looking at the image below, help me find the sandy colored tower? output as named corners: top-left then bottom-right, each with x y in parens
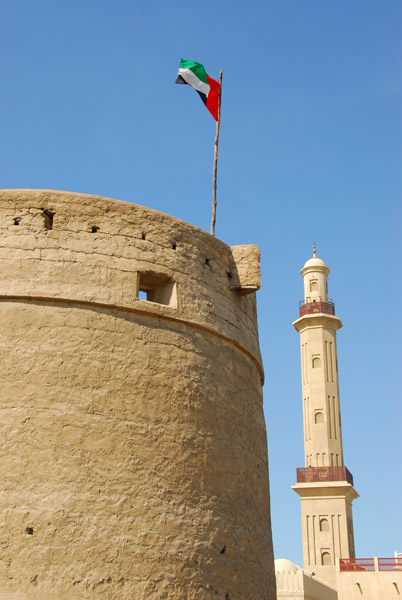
top-left (0, 190), bottom-right (276, 600)
top-left (292, 247), bottom-right (358, 589)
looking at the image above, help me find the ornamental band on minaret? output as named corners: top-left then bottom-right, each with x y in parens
top-left (292, 247), bottom-right (359, 589)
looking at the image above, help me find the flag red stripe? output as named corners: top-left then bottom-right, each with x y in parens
top-left (206, 75), bottom-right (220, 121)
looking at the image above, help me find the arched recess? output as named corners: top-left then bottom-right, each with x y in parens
top-left (312, 356), bottom-right (321, 368)
top-left (320, 518), bottom-right (329, 532)
top-left (315, 411), bottom-right (324, 424)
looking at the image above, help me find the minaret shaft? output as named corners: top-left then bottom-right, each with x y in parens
top-left (299, 323), bottom-right (344, 467)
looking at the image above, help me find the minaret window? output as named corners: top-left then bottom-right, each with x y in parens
top-left (310, 280), bottom-right (318, 291)
top-left (314, 411), bottom-right (324, 424)
top-left (320, 518), bottom-right (329, 532)
top-left (312, 356), bottom-right (321, 368)
top-left (321, 551), bottom-right (331, 565)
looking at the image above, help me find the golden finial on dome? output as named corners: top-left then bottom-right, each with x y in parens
top-left (313, 242), bottom-right (316, 257)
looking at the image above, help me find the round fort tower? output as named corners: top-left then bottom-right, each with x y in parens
top-left (0, 190), bottom-right (275, 600)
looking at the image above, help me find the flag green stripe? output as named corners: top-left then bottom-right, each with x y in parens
top-left (179, 59), bottom-right (208, 84)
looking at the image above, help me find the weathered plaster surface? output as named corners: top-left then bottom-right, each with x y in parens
top-left (0, 190), bottom-right (275, 599)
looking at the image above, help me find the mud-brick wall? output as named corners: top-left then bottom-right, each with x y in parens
top-left (0, 190), bottom-right (276, 600)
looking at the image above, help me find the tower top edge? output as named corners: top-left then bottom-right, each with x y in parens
top-left (0, 189), bottom-right (231, 248)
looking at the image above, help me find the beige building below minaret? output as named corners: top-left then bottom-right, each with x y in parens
top-left (292, 247), bottom-right (358, 589)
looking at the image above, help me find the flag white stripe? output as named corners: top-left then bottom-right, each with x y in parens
top-left (178, 68), bottom-right (210, 96)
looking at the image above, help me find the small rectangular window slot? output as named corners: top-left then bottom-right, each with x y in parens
top-left (42, 209), bottom-right (55, 230)
top-left (137, 272), bottom-right (177, 308)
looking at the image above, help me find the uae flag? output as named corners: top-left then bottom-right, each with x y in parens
top-left (176, 59), bottom-right (220, 121)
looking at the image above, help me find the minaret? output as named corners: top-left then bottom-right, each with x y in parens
top-left (292, 246), bottom-right (358, 589)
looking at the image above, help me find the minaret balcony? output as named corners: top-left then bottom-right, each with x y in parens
top-left (297, 466), bottom-right (354, 485)
top-left (299, 299), bottom-right (335, 317)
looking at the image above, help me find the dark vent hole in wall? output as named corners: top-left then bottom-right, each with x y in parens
top-left (141, 233), bottom-right (146, 240)
top-left (13, 217), bottom-right (21, 225)
top-left (172, 242), bottom-right (177, 250)
top-left (42, 210), bottom-right (55, 230)
top-left (138, 272), bottom-right (177, 308)
top-left (25, 527), bottom-right (34, 535)
top-left (91, 226), bottom-right (99, 233)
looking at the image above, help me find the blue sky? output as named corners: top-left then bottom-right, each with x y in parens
top-left (1, 0), bottom-right (400, 566)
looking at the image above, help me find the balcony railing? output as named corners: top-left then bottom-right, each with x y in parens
top-left (340, 558), bottom-right (375, 572)
top-left (299, 299), bottom-right (335, 317)
top-left (340, 557), bottom-right (402, 572)
top-left (296, 466), bottom-right (354, 485)
top-left (378, 557), bottom-right (402, 571)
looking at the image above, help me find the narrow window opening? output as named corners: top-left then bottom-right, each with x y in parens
top-left (42, 210), bottom-right (55, 230)
top-left (314, 411), bottom-right (324, 424)
top-left (320, 518), bottom-right (329, 532)
top-left (13, 217), bottom-right (21, 225)
top-left (141, 233), bottom-right (146, 240)
top-left (226, 271), bottom-right (232, 280)
top-left (310, 280), bottom-right (318, 291)
top-left (312, 356), bottom-right (321, 368)
top-left (205, 258), bottom-right (210, 266)
top-left (321, 551), bottom-right (331, 565)
top-left (138, 272), bottom-right (177, 308)
top-left (171, 242), bottom-right (177, 250)
top-left (91, 226), bottom-right (99, 233)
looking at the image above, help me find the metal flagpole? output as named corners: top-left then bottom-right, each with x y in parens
top-left (210, 70), bottom-right (223, 236)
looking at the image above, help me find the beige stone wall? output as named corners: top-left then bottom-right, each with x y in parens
top-left (336, 561), bottom-right (402, 600)
top-left (0, 190), bottom-right (275, 600)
